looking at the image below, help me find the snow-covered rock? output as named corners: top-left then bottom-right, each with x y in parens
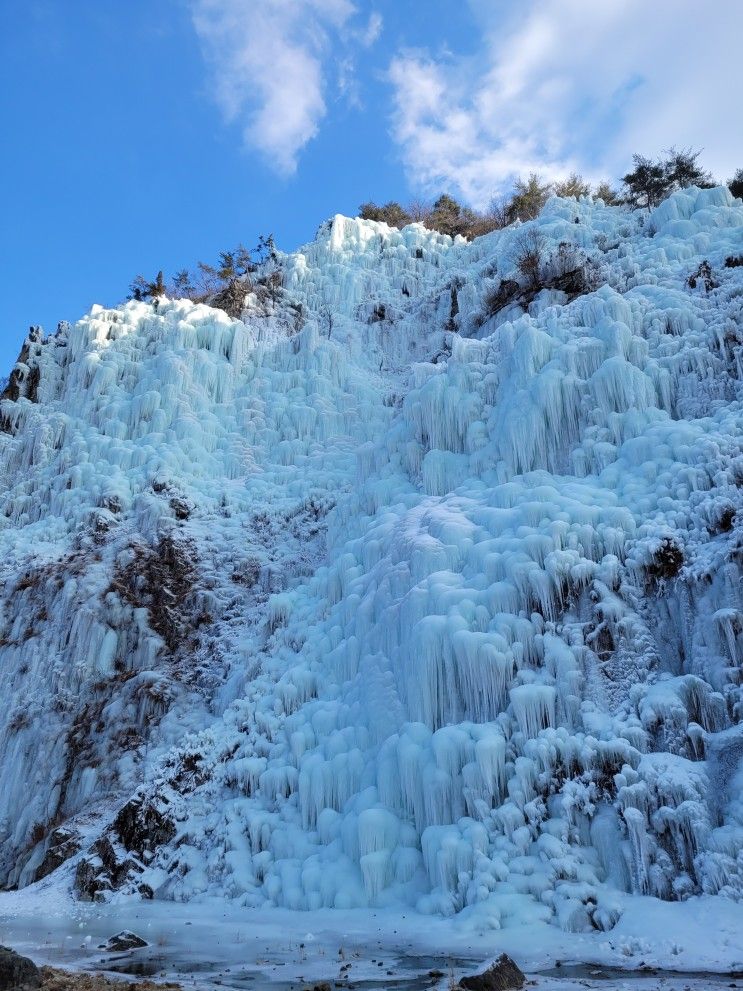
top-left (1, 189), bottom-right (742, 929)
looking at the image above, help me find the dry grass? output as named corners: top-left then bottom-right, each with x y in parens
top-left (39, 967), bottom-right (181, 990)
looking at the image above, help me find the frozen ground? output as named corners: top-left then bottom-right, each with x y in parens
top-left (2, 885), bottom-right (743, 990)
top-left (0, 185), bottom-right (742, 964)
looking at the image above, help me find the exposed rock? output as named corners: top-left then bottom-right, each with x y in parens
top-left (109, 535), bottom-right (199, 653)
top-left (96, 931), bottom-right (148, 952)
top-left (114, 795), bottom-right (176, 857)
top-left (34, 827), bottom-right (81, 882)
top-left (0, 327), bottom-right (44, 405)
top-left (459, 954), bottom-right (525, 991)
top-left (74, 857), bottom-right (100, 902)
top-left (169, 496), bottom-right (191, 521)
top-left (73, 836), bottom-right (141, 902)
top-left (0, 946), bottom-right (41, 990)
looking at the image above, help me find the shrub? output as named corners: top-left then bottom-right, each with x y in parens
top-left (514, 229), bottom-right (547, 289)
top-left (647, 538), bottom-right (684, 582)
top-left (482, 235), bottom-right (600, 322)
top-left (210, 279), bottom-right (250, 319)
top-left (543, 242), bottom-right (601, 297)
top-left (381, 203), bottom-right (412, 228)
top-left (359, 173), bottom-right (558, 240)
top-left (197, 244), bottom-right (255, 290)
top-left (152, 272), bottom-right (166, 298)
top-left (482, 196), bottom-right (512, 231)
top-left (127, 236), bottom-right (277, 316)
top-left (255, 233), bottom-right (277, 264)
top-left (686, 260), bottom-right (719, 291)
top-left (359, 189), bottom-right (520, 240)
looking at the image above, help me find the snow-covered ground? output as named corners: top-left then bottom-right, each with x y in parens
top-left (2, 886), bottom-right (743, 988)
top-left (1, 186), bottom-right (742, 961)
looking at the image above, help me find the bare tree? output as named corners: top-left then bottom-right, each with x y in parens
top-left (407, 198), bottom-right (431, 223)
top-left (514, 229), bottom-right (547, 290)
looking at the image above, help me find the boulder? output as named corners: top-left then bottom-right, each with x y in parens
top-left (97, 930), bottom-right (148, 952)
top-left (0, 946), bottom-right (41, 990)
top-left (459, 954), bottom-right (525, 991)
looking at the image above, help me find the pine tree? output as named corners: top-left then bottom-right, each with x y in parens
top-left (171, 270), bottom-right (194, 298)
top-left (255, 234), bottom-right (276, 265)
top-left (428, 195), bottom-right (466, 237)
top-left (664, 147), bottom-right (713, 190)
top-left (151, 271), bottom-right (166, 298)
top-left (623, 148), bottom-right (714, 208)
top-left (553, 173), bottom-right (591, 199)
top-left (594, 181), bottom-right (618, 205)
top-left (217, 251), bottom-right (237, 281)
top-left (128, 275), bottom-right (151, 302)
top-left (622, 155), bottom-right (668, 208)
top-left (509, 174), bottom-right (552, 221)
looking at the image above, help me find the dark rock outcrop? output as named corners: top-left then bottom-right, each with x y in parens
top-left (34, 827), bottom-right (81, 883)
top-left (459, 954), bottom-right (525, 991)
top-left (74, 795), bottom-right (176, 901)
top-left (113, 795), bottom-right (176, 857)
top-left (0, 946), bottom-right (41, 990)
top-left (96, 931), bottom-right (148, 952)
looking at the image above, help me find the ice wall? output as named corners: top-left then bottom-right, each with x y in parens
top-left (1, 191), bottom-right (743, 929)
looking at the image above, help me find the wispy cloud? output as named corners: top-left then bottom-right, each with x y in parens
top-left (192, 0), bottom-right (380, 175)
top-left (358, 10), bottom-right (383, 47)
top-left (388, 0), bottom-right (743, 206)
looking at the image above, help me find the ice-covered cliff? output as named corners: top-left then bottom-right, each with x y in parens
top-left (1, 186), bottom-right (742, 932)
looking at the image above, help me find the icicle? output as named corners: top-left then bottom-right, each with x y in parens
top-left (510, 684), bottom-right (557, 738)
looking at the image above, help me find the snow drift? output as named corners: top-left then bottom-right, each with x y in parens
top-left (1, 186), bottom-right (742, 932)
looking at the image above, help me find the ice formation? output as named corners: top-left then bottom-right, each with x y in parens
top-left (1, 186), bottom-right (742, 931)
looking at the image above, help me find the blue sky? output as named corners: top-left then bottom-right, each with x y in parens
top-left (2, 0), bottom-right (741, 374)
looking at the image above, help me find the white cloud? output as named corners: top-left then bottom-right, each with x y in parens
top-left (359, 11), bottom-right (383, 47)
top-left (192, 0), bottom-right (369, 175)
top-left (336, 12), bottom-right (384, 109)
top-left (389, 0), bottom-right (743, 206)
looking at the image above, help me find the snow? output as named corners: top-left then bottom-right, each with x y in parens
top-left (1, 886), bottom-right (743, 988)
top-left (0, 188), bottom-right (742, 946)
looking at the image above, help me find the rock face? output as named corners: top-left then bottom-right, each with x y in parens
top-left (33, 827), bottom-right (80, 883)
top-left (0, 946), bottom-right (41, 990)
top-left (459, 954), bottom-right (525, 991)
top-left (0, 190), bottom-right (743, 924)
